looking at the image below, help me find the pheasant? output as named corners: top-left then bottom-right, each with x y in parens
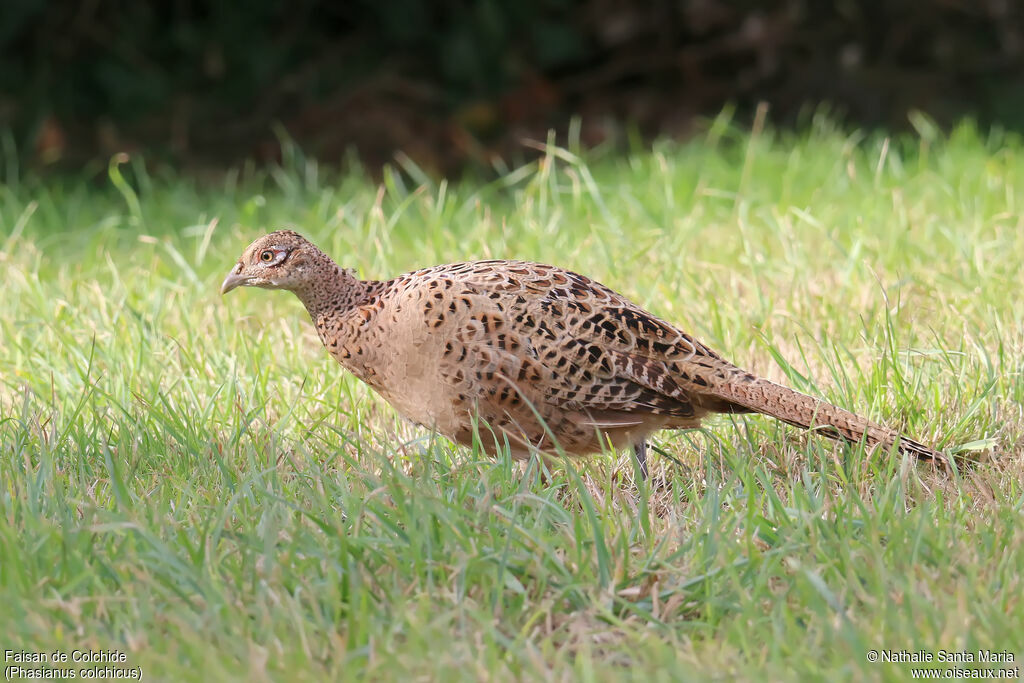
top-left (221, 230), bottom-right (949, 476)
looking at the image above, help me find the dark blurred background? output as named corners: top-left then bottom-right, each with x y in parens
top-left (3, 0), bottom-right (1024, 176)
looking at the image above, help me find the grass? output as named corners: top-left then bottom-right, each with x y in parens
top-left (1, 113), bottom-right (1023, 681)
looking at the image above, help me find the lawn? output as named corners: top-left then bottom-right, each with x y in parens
top-left (1, 115), bottom-right (1022, 681)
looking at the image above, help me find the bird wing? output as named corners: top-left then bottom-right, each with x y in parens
top-left (416, 260), bottom-right (943, 466)
top-left (434, 261), bottom-right (745, 421)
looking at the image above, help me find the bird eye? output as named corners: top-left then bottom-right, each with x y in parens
top-left (260, 250), bottom-right (275, 262)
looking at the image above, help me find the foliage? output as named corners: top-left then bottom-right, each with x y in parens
top-left (1, 119), bottom-right (1022, 679)
top-left (3, 0), bottom-right (1024, 170)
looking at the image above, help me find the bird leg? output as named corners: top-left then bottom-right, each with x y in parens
top-left (633, 441), bottom-right (649, 480)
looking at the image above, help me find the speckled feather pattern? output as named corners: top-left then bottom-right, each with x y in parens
top-left (224, 231), bottom-right (947, 467)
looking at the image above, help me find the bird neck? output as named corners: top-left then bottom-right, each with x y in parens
top-left (291, 259), bottom-right (371, 319)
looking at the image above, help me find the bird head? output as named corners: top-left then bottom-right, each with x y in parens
top-left (220, 230), bottom-right (323, 295)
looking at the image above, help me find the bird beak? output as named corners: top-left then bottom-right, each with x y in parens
top-left (220, 268), bottom-right (249, 295)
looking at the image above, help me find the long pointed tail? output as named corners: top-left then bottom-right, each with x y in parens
top-left (708, 373), bottom-right (949, 469)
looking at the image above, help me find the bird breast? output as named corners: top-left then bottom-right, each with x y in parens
top-left (318, 283), bottom-right (472, 436)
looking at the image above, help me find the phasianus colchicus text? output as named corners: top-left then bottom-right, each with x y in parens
top-left (221, 231), bottom-right (949, 475)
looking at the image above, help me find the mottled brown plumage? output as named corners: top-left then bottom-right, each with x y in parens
top-left (221, 230), bottom-right (949, 474)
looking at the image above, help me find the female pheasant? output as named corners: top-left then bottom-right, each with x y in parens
top-left (221, 230), bottom-right (948, 475)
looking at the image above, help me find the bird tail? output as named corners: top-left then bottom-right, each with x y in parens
top-left (707, 373), bottom-right (949, 469)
